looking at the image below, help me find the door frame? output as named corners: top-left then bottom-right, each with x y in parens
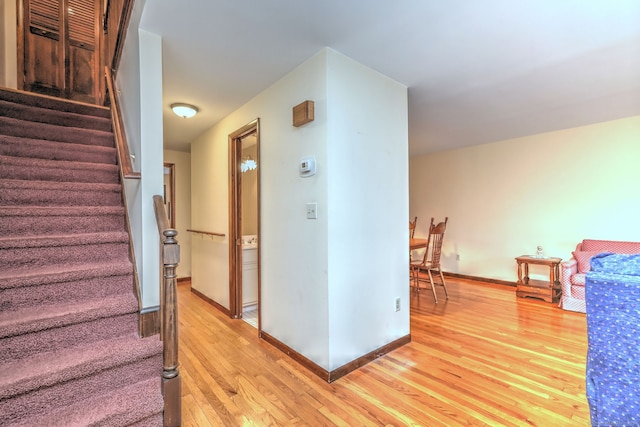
top-left (228, 119), bottom-right (260, 323)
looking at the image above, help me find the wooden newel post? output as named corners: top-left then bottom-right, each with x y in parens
top-left (153, 195), bottom-right (182, 426)
top-left (162, 228), bottom-right (180, 379)
top-left (161, 228), bottom-right (181, 426)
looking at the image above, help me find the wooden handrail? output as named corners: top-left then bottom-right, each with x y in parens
top-left (155, 196), bottom-right (171, 235)
top-left (103, 0), bottom-right (135, 81)
top-left (187, 228), bottom-right (226, 237)
top-left (105, 66), bottom-right (139, 179)
top-left (152, 195), bottom-right (181, 426)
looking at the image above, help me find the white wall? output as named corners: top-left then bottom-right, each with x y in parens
top-left (190, 118), bottom-right (234, 308)
top-left (191, 48), bottom-right (409, 371)
top-left (116, 0), bottom-right (144, 304)
top-left (116, 0), bottom-right (163, 309)
top-left (164, 149), bottom-right (192, 278)
top-left (1, 0), bottom-right (18, 88)
top-left (191, 50), bottom-right (330, 359)
top-left (260, 51), bottom-right (331, 367)
top-left (409, 115), bottom-right (640, 282)
top-left (325, 51), bottom-right (409, 370)
top-left (138, 29), bottom-right (163, 307)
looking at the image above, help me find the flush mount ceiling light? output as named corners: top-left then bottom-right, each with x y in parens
top-left (171, 103), bottom-right (199, 119)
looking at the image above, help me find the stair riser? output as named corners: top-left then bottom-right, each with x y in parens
top-left (1, 242), bottom-right (131, 270)
top-left (0, 186), bottom-right (122, 206)
top-left (0, 354), bottom-right (162, 424)
top-left (2, 313), bottom-right (138, 362)
top-left (123, 410), bottom-right (165, 427)
top-left (20, 378), bottom-right (164, 427)
top-left (0, 135), bottom-right (117, 164)
top-left (0, 262), bottom-right (134, 290)
top-left (0, 88), bottom-right (111, 118)
top-left (0, 116), bottom-right (114, 147)
top-left (0, 162), bottom-right (118, 184)
top-left (0, 293), bottom-right (139, 340)
top-left (0, 334), bottom-right (161, 398)
top-left (0, 100), bottom-right (112, 132)
top-left (1, 274), bottom-right (133, 312)
top-left (0, 213), bottom-right (125, 236)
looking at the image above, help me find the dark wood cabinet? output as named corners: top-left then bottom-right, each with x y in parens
top-left (19, 0), bottom-right (102, 104)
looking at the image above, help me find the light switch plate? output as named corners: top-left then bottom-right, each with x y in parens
top-left (306, 203), bottom-right (317, 219)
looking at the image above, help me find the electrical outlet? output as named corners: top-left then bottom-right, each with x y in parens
top-left (456, 254), bottom-right (460, 261)
top-left (395, 297), bottom-right (401, 312)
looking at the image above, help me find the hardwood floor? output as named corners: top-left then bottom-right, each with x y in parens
top-left (177, 277), bottom-right (589, 426)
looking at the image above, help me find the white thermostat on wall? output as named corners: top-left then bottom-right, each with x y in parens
top-left (299, 156), bottom-right (316, 177)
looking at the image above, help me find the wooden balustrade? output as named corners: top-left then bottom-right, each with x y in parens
top-left (153, 195), bottom-right (181, 426)
top-left (103, 0), bottom-right (134, 78)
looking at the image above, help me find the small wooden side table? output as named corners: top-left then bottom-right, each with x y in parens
top-left (515, 255), bottom-right (562, 303)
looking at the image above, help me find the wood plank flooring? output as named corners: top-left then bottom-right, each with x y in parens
top-left (177, 277), bottom-right (589, 426)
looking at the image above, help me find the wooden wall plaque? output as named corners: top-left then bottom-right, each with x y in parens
top-left (293, 100), bottom-right (314, 127)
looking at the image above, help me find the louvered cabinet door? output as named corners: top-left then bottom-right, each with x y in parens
top-left (67, 0), bottom-right (100, 103)
top-left (24, 0), bottom-right (64, 97)
top-left (21, 0), bottom-right (101, 104)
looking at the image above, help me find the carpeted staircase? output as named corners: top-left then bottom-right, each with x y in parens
top-left (0, 88), bottom-right (164, 426)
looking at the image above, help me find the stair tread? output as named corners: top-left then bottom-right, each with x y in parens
top-left (0, 178), bottom-right (121, 191)
top-left (0, 99), bottom-right (112, 131)
top-left (1, 313), bottom-right (138, 364)
top-left (0, 88), bottom-right (111, 118)
top-left (0, 356), bottom-right (162, 426)
top-left (0, 332), bottom-right (162, 399)
top-left (0, 116), bottom-right (114, 147)
top-left (0, 261), bottom-right (133, 288)
top-left (0, 231), bottom-right (129, 248)
top-left (0, 154), bottom-right (118, 172)
top-left (0, 115), bottom-right (112, 137)
top-left (0, 134), bottom-right (116, 164)
top-left (10, 377), bottom-right (163, 427)
top-left (0, 205), bottom-right (125, 217)
top-left (0, 293), bottom-right (139, 340)
top-left (0, 206), bottom-right (126, 237)
top-left (0, 154), bottom-right (119, 184)
top-left (0, 179), bottom-right (123, 207)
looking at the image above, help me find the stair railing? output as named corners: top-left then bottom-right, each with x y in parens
top-left (105, 66), bottom-right (139, 179)
top-left (153, 195), bottom-right (181, 427)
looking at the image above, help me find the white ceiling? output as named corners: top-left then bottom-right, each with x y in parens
top-left (140, 1), bottom-right (640, 156)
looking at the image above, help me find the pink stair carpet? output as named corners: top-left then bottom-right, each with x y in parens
top-left (0, 88), bottom-right (164, 426)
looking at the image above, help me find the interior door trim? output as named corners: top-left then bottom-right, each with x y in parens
top-left (228, 118), bottom-right (260, 323)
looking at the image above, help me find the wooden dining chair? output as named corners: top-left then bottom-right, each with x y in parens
top-left (409, 216), bottom-right (422, 267)
top-left (409, 216), bottom-right (417, 238)
top-left (410, 217), bottom-right (449, 303)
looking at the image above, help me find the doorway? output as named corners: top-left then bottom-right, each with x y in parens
top-left (228, 119), bottom-right (260, 327)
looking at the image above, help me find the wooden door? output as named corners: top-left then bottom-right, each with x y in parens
top-left (19, 0), bottom-right (102, 104)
